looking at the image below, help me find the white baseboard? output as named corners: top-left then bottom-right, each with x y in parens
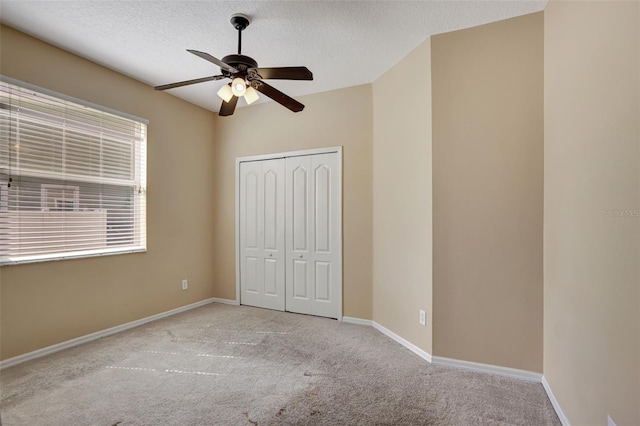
top-left (342, 316), bottom-right (372, 326)
top-left (372, 321), bottom-right (432, 363)
top-left (431, 356), bottom-right (542, 383)
top-left (0, 297), bottom-right (217, 370)
top-left (335, 315), bottom-right (566, 424)
top-left (211, 297), bottom-right (239, 306)
top-left (542, 375), bottom-right (570, 426)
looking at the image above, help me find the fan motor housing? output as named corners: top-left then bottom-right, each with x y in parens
top-left (221, 54), bottom-right (258, 73)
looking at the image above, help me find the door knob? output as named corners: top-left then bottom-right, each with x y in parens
top-left (299, 255), bottom-right (303, 258)
top-left (269, 253), bottom-right (273, 257)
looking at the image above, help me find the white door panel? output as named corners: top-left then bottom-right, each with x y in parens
top-left (314, 165), bottom-right (331, 253)
top-left (293, 259), bottom-right (308, 298)
top-left (285, 153), bottom-right (339, 318)
top-left (315, 262), bottom-right (331, 301)
top-left (239, 159), bottom-right (285, 311)
top-left (292, 166), bottom-right (308, 252)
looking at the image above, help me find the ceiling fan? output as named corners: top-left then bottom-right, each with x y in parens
top-left (154, 13), bottom-right (313, 117)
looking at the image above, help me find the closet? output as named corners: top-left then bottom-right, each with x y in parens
top-left (237, 149), bottom-right (341, 319)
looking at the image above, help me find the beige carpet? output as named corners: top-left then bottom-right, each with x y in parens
top-left (0, 303), bottom-right (559, 425)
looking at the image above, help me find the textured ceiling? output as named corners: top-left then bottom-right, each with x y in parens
top-left (0, 1), bottom-right (546, 112)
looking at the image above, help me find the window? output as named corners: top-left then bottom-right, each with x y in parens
top-left (0, 77), bottom-right (147, 265)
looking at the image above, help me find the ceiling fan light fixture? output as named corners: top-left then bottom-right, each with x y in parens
top-left (217, 84), bottom-right (234, 102)
top-left (154, 12), bottom-right (312, 116)
top-left (231, 77), bottom-right (246, 97)
top-left (244, 86), bottom-right (259, 105)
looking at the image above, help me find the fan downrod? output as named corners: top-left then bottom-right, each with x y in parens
top-left (230, 13), bottom-right (250, 56)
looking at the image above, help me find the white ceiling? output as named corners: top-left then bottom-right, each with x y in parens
top-left (0, 1), bottom-right (546, 113)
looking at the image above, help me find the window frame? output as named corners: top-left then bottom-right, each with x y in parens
top-left (0, 76), bottom-right (148, 266)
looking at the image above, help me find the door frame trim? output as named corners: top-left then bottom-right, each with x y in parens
top-left (235, 146), bottom-right (343, 320)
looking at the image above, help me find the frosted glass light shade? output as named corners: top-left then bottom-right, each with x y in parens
top-left (231, 78), bottom-right (246, 97)
top-left (217, 84), bottom-right (233, 103)
top-left (243, 86), bottom-right (259, 105)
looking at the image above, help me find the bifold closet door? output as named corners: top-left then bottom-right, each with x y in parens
top-left (239, 159), bottom-right (285, 311)
top-left (285, 153), bottom-right (339, 319)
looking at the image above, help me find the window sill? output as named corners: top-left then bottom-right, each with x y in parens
top-left (0, 246), bottom-right (147, 267)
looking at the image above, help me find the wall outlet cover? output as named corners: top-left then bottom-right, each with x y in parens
top-left (182, 279), bottom-right (188, 290)
top-left (419, 310), bottom-right (426, 326)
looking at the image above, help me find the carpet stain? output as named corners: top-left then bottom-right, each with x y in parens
top-left (243, 411), bottom-right (258, 425)
top-left (303, 371), bottom-right (331, 377)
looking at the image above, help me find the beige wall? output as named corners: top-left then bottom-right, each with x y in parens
top-left (211, 85), bottom-right (373, 319)
top-left (0, 26), bottom-right (217, 360)
top-left (431, 13), bottom-right (544, 372)
top-left (372, 41), bottom-right (433, 354)
top-left (5, 12), bottom-right (638, 424)
top-left (544, 1), bottom-right (640, 424)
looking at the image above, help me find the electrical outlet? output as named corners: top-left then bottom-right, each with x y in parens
top-left (419, 310), bottom-right (426, 326)
top-left (181, 279), bottom-right (188, 290)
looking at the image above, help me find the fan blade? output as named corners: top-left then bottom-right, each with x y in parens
top-left (219, 95), bottom-right (238, 116)
top-left (187, 49), bottom-right (238, 73)
top-left (254, 67), bottom-right (313, 80)
top-left (154, 75), bottom-right (226, 91)
top-left (253, 81), bottom-right (305, 113)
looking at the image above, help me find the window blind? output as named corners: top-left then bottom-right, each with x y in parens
top-left (0, 78), bottom-right (147, 265)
